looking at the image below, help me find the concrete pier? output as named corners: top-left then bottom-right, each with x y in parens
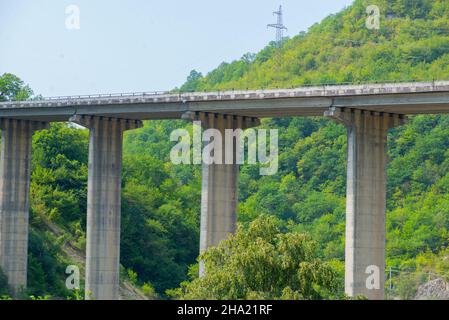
top-left (325, 107), bottom-right (405, 300)
top-left (70, 115), bottom-right (142, 300)
top-left (0, 119), bottom-right (48, 296)
top-left (183, 112), bottom-right (259, 276)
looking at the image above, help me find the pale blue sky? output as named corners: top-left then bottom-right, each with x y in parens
top-left (0, 0), bottom-right (353, 97)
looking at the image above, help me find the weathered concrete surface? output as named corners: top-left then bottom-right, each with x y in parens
top-left (70, 115), bottom-right (142, 300)
top-left (0, 119), bottom-right (48, 296)
top-left (183, 112), bottom-right (259, 276)
top-left (325, 107), bottom-right (406, 300)
top-left (2, 81), bottom-right (449, 121)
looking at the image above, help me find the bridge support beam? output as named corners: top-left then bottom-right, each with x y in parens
top-left (0, 119), bottom-right (48, 296)
top-left (70, 115), bottom-right (142, 300)
top-left (182, 112), bottom-right (259, 276)
top-left (325, 107), bottom-right (405, 300)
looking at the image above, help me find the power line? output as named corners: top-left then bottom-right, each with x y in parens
top-left (267, 5), bottom-right (287, 46)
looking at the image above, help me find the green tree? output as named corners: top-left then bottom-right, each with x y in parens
top-left (180, 70), bottom-right (203, 92)
top-left (0, 73), bottom-right (33, 101)
top-left (172, 216), bottom-right (339, 300)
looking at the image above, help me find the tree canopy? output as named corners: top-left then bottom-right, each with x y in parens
top-left (171, 216), bottom-right (340, 300)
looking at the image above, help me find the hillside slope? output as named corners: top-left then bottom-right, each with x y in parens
top-left (181, 0), bottom-right (449, 91)
top-left (175, 0), bottom-right (449, 298)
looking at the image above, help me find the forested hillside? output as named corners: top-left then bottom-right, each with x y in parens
top-left (177, 0), bottom-right (449, 298)
top-left (2, 0), bottom-right (449, 299)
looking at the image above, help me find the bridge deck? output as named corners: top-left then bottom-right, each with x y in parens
top-left (1, 81), bottom-right (449, 121)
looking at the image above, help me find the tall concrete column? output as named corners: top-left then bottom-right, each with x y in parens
top-left (182, 112), bottom-right (259, 276)
top-left (325, 107), bottom-right (406, 300)
top-left (0, 119), bottom-right (48, 296)
top-left (70, 115), bottom-right (142, 300)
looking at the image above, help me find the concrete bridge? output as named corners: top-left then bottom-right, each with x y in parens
top-left (1, 81), bottom-right (449, 299)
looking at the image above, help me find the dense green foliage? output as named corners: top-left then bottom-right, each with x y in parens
top-left (0, 73), bottom-right (33, 102)
top-left (2, 0), bottom-right (449, 299)
top-left (28, 121), bottom-right (202, 296)
top-left (171, 216), bottom-right (340, 300)
top-left (180, 0), bottom-right (449, 91)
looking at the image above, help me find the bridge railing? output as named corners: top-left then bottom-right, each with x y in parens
top-left (2, 78), bottom-right (448, 103)
top-left (41, 78), bottom-right (440, 100)
top-left (44, 90), bottom-right (172, 101)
